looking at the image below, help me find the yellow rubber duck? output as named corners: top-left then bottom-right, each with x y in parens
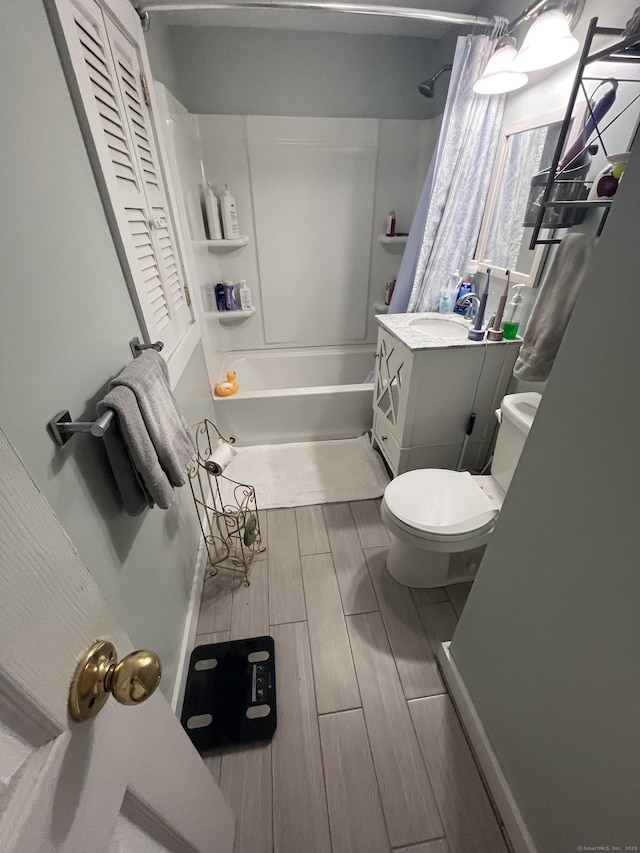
top-left (215, 370), bottom-right (239, 397)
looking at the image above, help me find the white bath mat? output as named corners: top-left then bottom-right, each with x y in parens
top-left (221, 435), bottom-right (390, 509)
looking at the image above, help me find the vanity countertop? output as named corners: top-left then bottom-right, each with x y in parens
top-left (375, 312), bottom-right (522, 352)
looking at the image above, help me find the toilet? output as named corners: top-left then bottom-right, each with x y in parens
top-left (380, 392), bottom-right (541, 588)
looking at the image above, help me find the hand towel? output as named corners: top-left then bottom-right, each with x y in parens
top-left (97, 350), bottom-right (197, 515)
top-left (98, 385), bottom-right (174, 512)
top-left (513, 232), bottom-right (594, 382)
top-left (110, 350), bottom-right (196, 487)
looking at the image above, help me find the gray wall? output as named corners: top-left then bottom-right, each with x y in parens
top-left (143, 14), bottom-right (181, 98)
top-left (450, 133), bottom-right (640, 847)
top-left (162, 25), bottom-right (456, 119)
top-left (1, 0), bottom-right (215, 698)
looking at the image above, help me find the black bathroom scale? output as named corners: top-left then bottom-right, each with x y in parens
top-left (181, 636), bottom-right (276, 752)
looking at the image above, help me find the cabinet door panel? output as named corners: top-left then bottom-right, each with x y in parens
top-left (406, 348), bottom-right (481, 447)
top-left (373, 331), bottom-right (411, 444)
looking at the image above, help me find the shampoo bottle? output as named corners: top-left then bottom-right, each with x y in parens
top-left (238, 280), bottom-right (253, 311)
top-left (204, 183), bottom-right (223, 241)
top-left (223, 280), bottom-right (237, 311)
top-left (221, 185), bottom-right (241, 239)
top-left (502, 285), bottom-right (525, 339)
top-left (385, 211), bottom-right (396, 237)
top-left (214, 283), bottom-right (227, 312)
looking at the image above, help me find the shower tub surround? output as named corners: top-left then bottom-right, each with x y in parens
top-left (214, 345), bottom-right (375, 445)
top-left (154, 87), bottom-right (442, 446)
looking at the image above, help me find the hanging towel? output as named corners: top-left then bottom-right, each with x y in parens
top-left (513, 232), bottom-right (594, 382)
top-left (98, 385), bottom-right (172, 514)
top-left (110, 350), bottom-right (196, 486)
top-left (97, 350), bottom-right (196, 514)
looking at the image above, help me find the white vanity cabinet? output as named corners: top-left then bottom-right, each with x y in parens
top-left (372, 316), bottom-right (521, 476)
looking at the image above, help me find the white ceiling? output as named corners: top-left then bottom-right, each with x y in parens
top-left (143, 0), bottom-right (491, 39)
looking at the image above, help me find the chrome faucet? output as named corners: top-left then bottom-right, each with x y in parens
top-left (456, 293), bottom-right (480, 320)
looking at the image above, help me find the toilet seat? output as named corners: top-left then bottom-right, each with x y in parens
top-left (383, 469), bottom-right (499, 541)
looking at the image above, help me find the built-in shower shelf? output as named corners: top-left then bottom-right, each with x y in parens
top-left (373, 301), bottom-right (389, 314)
top-left (378, 234), bottom-right (408, 249)
top-left (194, 236), bottom-right (250, 252)
top-left (211, 308), bottom-right (256, 323)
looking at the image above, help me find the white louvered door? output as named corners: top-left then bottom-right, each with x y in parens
top-left (50, 0), bottom-right (192, 355)
top-left (105, 18), bottom-right (191, 337)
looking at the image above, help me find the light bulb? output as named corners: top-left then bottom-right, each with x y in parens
top-left (511, 9), bottom-right (579, 73)
top-left (473, 40), bottom-right (529, 95)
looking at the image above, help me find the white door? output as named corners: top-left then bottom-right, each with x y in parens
top-left (0, 427), bottom-right (235, 853)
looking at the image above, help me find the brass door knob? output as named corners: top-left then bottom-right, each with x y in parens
top-left (69, 640), bottom-right (162, 722)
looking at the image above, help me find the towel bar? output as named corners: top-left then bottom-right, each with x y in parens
top-left (129, 337), bottom-right (164, 359)
top-left (48, 408), bottom-right (115, 447)
top-left (47, 339), bottom-right (164, 447)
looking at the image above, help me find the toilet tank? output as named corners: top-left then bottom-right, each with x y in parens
top-left (492, 392), bottom-right (542, 494)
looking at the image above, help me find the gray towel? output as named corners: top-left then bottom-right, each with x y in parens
top-left (111, 350), bottom-right (196, 487)
top-left (98, 386), bottom-right (171, 514)
top-left (513, 232), bottom-right (594, 382)
top-left (98, 350), bottom-right (196, 514)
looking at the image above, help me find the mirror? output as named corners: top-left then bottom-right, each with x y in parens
top-left (475, 110), bottom-right (567, 287)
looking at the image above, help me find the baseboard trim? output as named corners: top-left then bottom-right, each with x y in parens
top-left (438, 642), bottom-right (539, 853)
top-left (170, 531), bottom-right (208, 715)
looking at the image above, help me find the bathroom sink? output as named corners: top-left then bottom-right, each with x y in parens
top-left (408, 315), bottom-right (470, 340)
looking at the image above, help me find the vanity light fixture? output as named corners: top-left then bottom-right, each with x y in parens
top-left (473, 1), bottom-right (584, 95)
top-left (473, 35), bottom-right (529, 95)
top-left (511, 8), bottom-right (580, 72)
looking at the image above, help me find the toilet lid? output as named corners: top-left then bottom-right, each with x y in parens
top-left (384, 469), bottom-right (499, 537)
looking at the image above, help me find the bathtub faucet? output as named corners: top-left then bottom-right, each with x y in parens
top-left (456, 293), bottom-right (480, 320)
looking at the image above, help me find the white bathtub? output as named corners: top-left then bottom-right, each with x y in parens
top-left (214, 346), bottom-right (375, 445)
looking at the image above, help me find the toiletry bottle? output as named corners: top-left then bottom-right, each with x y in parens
top-left (439, 271), bottom-right (459, 314)
top-left (214, 283), bottom-right (227, 312)
top-left (238, 280), bottom-right (253, 311)
top-left (454, 266), bottom-right (474, 315)
top-left (502, 285), bottom-right (525, 339)
top-left (221, 185), bottom-right (241, 240)
top-left (224, 280), bottom-right (238, 311)
top-left (439, 269), bottom-right (458, 314)
top-left (204, 183), bottom-right (223, 241)
top-left (385, 211), bottom-right (396, 237)
top-left (384, 278), bottom-right (396, 305)
top-left (205, 283), bottom-right (216, 311)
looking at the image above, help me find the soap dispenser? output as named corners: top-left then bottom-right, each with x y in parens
top-left (502, 285), bottom-right (525, 340)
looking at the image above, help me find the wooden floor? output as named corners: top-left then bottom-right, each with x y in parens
top-left (194, 500), bottom-right (508, 853)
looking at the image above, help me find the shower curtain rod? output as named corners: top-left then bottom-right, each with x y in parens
top-left (136, 0), bottom-right (493, 29)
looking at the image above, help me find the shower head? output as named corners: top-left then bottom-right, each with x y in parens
top-left (417, 64), bottom-right (452, 98)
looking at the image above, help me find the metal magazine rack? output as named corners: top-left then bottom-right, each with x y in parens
top-left (188, 419), bottom-right (265, 585)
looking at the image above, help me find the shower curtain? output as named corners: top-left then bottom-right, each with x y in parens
top-left (389, 29), bottom-right (507, 314)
